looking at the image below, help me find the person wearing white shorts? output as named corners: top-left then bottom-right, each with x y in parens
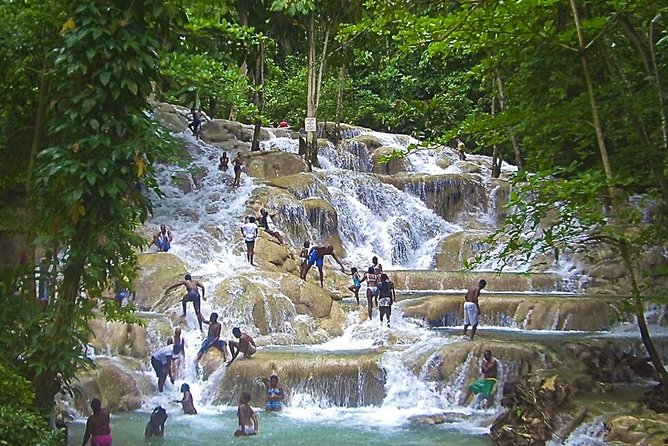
top-left (463, 279), bottom-right (486, 340)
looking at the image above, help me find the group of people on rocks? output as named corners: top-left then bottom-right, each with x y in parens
top-left (218, 151), bottom-right (244, 188)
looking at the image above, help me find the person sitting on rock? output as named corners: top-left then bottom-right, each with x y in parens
top-left (151, 224), bottom-right (173, 252)
top-left (301, 244), bottom-right (346, 287)
top-left (468, 349), bottom-right (498, 408)
top-left (145, 406), bottom-right (168, 438)
top-left (197, 312), bottom-right (228, 361)
top-left (262, 374), bottom-right (286, 412)
top-left (226, 327), bottom-right (256, 367)
top-left (259, 209), bottom-right (284, 245)
top-left (174, 383), bottom-right (197, 415)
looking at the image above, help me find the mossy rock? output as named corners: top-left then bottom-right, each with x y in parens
top-left (134, 253), bottom-right (188, 310)
top-left (435, 230), bottom-right (491, 270)
top-left (371, 146), bottom-right (408, 174)
top-left (73, 358), bottom-right (143, 413)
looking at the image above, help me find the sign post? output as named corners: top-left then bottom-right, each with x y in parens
top-left (304, 118), bottom-right (316, 133)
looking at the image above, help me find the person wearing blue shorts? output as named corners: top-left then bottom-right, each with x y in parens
top-left (300, 244), bottom-right (345, 287)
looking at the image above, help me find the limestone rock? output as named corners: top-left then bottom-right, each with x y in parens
top-left (606, 413), bottom-right (668, 445)
top-left (73, 358), bottom-right (143, 413)
top-left (210, 349), bottom-right (385, 407)
top-left (371, 146), bottom-right (408, 174)
top-left (247, 151), bottom-right (308, 180)
top-left (435, 230), bottom-right (491, 270)
top-left (267, 172), bottom-right (328, 199)
top-left (200, 119), bottom-right (244, 143)
top-left (134, 253), bottom-right (188, 310)
top-left (152, 102), bottom-right (188, 133)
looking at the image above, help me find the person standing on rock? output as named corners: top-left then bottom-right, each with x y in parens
top-left (151, 224), bottom-right (173, 252)
top-left (377, 273), bottom-right (395, 327)
top-left (363, 266), bottom-right (380, 319)
top-left (299, 241), bottom-right (310, 278)
top-left (241, 216), bottom-right (259, 265)
top-left (171, 327), bottom-right (185, 382)
top-left (227, 327), bottom-right (257, 367)
top-left (301, 244), bottom-right (346, 287)
top-left (259, 209), bottom-right (284, 245)
top-left (219, 152), bottom-right (229, 171)
top-left (468, 349), bottom-right (498, 408)
top-left (463, 279), bottom-right (486, 340)
top-left (370, 256), bottom-right (383, 273)
top-left (188, 108), bottom-right (203, 139)
top-left (150, 344), bottom-right (174, 393)
top-left (348, 267), bottom-right (363, 304)
top-left (197, 312), bottom-right (228, 361)
top-left (232, 152), bottom-right (244, 187)
top-left (81, 398), bottom-right (112, 446)
top-left (164, 274), bottom-right (205, 331)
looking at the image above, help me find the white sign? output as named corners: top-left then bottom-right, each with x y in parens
top-left (304, 118), bottom-right (316, 132)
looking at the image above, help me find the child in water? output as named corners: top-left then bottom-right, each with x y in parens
top-left (234, 392), bottom-right (259, 436)
top-left (174, 383), bottom-right (197, 415)
top-left (347, 267), bottom-right (363, 304)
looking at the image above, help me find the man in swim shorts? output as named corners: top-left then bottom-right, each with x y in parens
top-left (463, 279), bottom-right (486, 340)
top-left (227, 327), bottom-right (257, 367)
top-left (197, 312), bottom-right (228, 361)
top-left (300, 244), bottom-right (346, 287)
top-left (152, 224), bottom-right (173, 252)
top-left (164, 274), bottom-right (205, 330)
top-left (468, 349), bottom-right (498, 407)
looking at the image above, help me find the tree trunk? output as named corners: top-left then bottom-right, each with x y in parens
top-left (490, 95), bottom-right (502, 179)
top-left (335, 63), bottom-right (346, 137)
top-left (251, 41), bottom-right (264, 152)
top-left (494, 68), bottom-right (522, 170)
top-left (305, 12), bottom-right (317, 171)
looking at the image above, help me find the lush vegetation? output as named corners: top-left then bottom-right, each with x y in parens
top-left (0, 0), bottom-right (666, 431)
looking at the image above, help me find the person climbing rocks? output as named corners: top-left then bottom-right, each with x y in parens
top-left (299, 241), bottom-right (310, 278)
top-left (234, 392), bottom-right (259, 436)
top-left (241, 216), bottom-right (259, 265)
top-left (226, 327), bottom-right (256, 367)
top-left (232, 152), bottom-right (244, 187)
top-left (171, 326), bottom-right (185, 381)
top-left (145, 406), bottom-right (168, 438)
top-left (151, 224), bottom-right (173, 252)
top-left (348, 267), bottom-right (363, 304)
top-left (262, 374), bottom-right (286, 412)
top-left (363, 266), bottom-right (380, 319)
top-left (468, 349), bottom-right (498, 408)
top-left (197, 312), bottom-right (228, 361)
top-left (463, 279), bottom-right (486, 340)
top-left (150, 344), bottom-right (174, 393)
top-left (259, 209), bottom-right (284, 245)
top-left (301, 244), bottom-right (346, 287)
top-left (188, 108), bottom-right (204, 139)
top-left (219, 152), bottom-right (229, 172)
top-left (174, 383), bottom-right (198, 415)
top-left (377, 273), bottom-right (395, 327)
top-left (81, 398), bottom-right (112, 446)
top-left (164, 274), bottom-right (205, 330)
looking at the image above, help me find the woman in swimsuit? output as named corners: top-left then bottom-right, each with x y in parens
top-left (364, 266), bottom-right (379, 319)
top-left (262, 374), bottom-right (286, 412)
top-left (233, 152), bottom-right (244, 187)
top-left (234, 392), bottom-right (259, 436)
top-left (347, 267), bottom-right (363, 305)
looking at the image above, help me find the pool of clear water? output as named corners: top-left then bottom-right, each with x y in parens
top-left (68, 409), bottom-right (492, 446)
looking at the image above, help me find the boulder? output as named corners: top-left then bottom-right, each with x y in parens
top-left (267, 172), bottom-right (328, 199)
top-left (200, 119), bottom-right (244, 143)
top-left (73, 358), bottom-right (143, 413)
top-left (370, 146), bottom-right (408, 174)
top-left (152, 102), bottom-right (188, 133)
top-left (134, 253), bottom-right (188, 310)
top-left (606, 413), bottom-right (668, 445)
top-left (247, 151), bottom-right (308, 180)
top-left (171, 171), bottom-right (194, 194)
top-left (435, 230), bottom-right (492, 270)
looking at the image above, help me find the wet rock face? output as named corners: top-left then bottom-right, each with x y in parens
top-left (402, 294), bottom-right (623, 331)
top-left (73, 358), bottom-right (144, 413)
top-left (134, 253), bottom-right (188, 311)
top-left (152, 102), bottom-right (188, 133)
top-left (247, 151), bottom-right (308, 180)
top-left (210, 350), bottom-right (386, 407)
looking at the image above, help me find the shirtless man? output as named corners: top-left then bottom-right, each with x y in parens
top-left (468, 349), bottom-right (498, 407)
top-left (463, 279), bottom-right (486, 340)
top-left (151, 224), bottom-right (173, 252)
top-left (226, 327), bottom-right (257, 367)
top-left (164, 274), bottom-right (205, 330)
top-left (197, 312), bottom-right (228, 361)
top-left (300, 244), bottom-right (346, 287)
